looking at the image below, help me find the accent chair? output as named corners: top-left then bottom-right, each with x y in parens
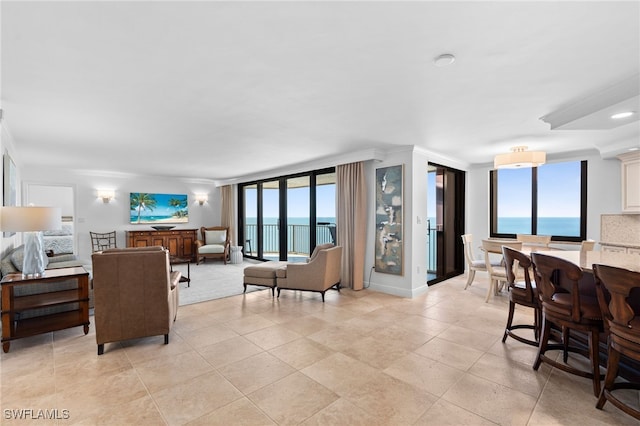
top-left (91, 246), bottom-right (180, 355)
top-left (195, 226), bottom-right (230, 265)
top-left (276, 244), bottom-right (342, 302)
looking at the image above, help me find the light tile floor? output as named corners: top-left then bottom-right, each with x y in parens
top-left (2, 272), bottom-right (639, 425)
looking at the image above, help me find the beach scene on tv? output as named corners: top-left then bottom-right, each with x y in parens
top-left (130, 192), bottom-right (189, 224)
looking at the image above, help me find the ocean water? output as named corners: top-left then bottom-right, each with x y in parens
top-left (425, 216), bottom-right (580, 237)
top-left (498, 217), bottom-right (580, 236)
top-left (245, 217), bottom-right (335, 225)
top-left (248, 217), bottom-right (579, 236)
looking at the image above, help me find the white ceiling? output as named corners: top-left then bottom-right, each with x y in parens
top-left (2, 1), bottom-right (639, 181)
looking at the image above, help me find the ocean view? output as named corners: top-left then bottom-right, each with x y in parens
top-left (247, 217), bottom-right (577, 236)
top-left (425, 216), bottom-right (580, 236)
top-left (245, 217), bottom-right (336, 225)
top-left (498, 217), bottom-right (580, 236)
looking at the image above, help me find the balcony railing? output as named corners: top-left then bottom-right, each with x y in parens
top-left (244, 223), bottom-right (335, 257)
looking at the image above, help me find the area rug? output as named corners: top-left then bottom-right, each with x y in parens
top-left (171, 259), bottom-right (265, 306)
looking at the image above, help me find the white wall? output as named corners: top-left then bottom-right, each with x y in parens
top-left (4, 140), bottom-right (624, 297)
top-left (20, 166), bottom-right (220, 261)
top-left (0, 123), bottom-right (22, 257)
top-left (465, 150), bottom-right (622, 259)
top-left (364, 148), bottom-right (414, 297)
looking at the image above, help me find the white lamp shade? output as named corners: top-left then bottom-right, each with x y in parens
top-left (494, 147), bottom-right (546, 169)
top-left (0, 207), bottom-right (62, 232)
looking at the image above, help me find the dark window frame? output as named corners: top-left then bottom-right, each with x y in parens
top-left (238, 167), bottom-right (335, 260)
top-left (489, 160), bottom-right (587, 242)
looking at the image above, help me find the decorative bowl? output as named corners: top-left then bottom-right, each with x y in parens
top-left (151, 225), bottom-right (175, 231)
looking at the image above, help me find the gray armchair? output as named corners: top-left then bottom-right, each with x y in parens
top-left (276, 245), bottom-right (342, 302)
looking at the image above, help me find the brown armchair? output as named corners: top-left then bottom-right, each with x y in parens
top-left (91, 246), bottom-right (180, 355)
top-left (276, 245), bottom-right (342, 302)
top-left (195, 226), bottom-right (230, 265)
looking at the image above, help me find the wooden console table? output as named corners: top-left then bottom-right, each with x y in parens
top-left (1, 267), bottom-right (90, 353)
top-left (126, 229), bottom-right (197, 261)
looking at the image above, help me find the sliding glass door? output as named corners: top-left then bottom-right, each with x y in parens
top-left (239, 168), bottom-right (335, 261)
top-left (427, 163), bottom-right (465, 285)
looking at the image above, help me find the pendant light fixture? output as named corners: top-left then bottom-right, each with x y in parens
top-left (494, 146), bottom-right (546, 169)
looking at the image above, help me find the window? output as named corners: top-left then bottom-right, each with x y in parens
top-left (239, 168), bottom-right (335, 261)
top-left (490, 160), bottom-right (586, 242)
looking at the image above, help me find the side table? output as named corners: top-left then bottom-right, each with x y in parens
top-left (230, 246), bottom-right (243, 264)
top-left (170, 257), bottom-right (191, 287)
top-left (1, 267), bottom-right (90, 353)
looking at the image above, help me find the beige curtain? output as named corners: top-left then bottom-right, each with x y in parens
top-left (220, 185), bottom-right (235, 245)
top-left (336, 162), bottom-right (367, 290)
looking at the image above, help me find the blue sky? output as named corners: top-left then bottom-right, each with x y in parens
top-left (499, 162), bottom-right (581, 217)
top-left (245, 185), bottom-right (336, 218)
top-left (427, 161), bottom-right (581, 218)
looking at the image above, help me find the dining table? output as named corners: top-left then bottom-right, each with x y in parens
top-left (530, 249), bottom-right (640, 273)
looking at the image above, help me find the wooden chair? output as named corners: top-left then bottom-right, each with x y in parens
top-left (462, 234), bottom-right (485, 289)
top-left (90, 231), bottom-right (117, 252)
top-left (501, 246), bottom-right (541, 346)
top-left (481, 239), bottom-right (523, 302)
top-left (531, 252), bottom-right (604, 397)
top-left (517, 234), bottom-right (551, 249)
top-left (195, 226), bottom-right (230, 264)
top-left (593, 264), bottom-right (640, 420)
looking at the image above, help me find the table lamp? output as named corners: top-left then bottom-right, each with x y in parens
top-left (0, 206), bottom-right (62, 276)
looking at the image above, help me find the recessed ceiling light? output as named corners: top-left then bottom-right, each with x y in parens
top-left (629, 147), bottom-right (639, 151)
top-left (611, 111), bottom-right (635, 119)
top-left (434, 54), bottom-right (456, 67)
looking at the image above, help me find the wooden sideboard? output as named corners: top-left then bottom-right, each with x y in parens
top-left (126, 229), bottom-right (198, 261)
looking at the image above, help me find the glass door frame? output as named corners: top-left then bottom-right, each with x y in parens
top-left (427, 162), bottom-right (465, 286)
top-left (238, 167), bottom-right (335, 261)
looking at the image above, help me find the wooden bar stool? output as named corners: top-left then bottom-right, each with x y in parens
top-left (501, 246), bottom-right (541, 346)
top-left (531, 252), bottom-right (604, 397)
top-left (593, 264), bottom-right (640, 420)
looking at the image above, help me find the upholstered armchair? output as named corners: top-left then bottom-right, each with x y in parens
top-left (195, 226), bottom-right (230, 265)
top-left (91, 246), bottom-right (180, 355)
top-left (276, 245), bottom-right (342, 302)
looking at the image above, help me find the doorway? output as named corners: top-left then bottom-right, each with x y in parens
top-left (24, 183), bottom-right (75, 255)
top-left (427, 163), bottom-right (465, 285)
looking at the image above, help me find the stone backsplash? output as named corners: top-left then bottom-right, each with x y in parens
top-left (601, 214), bottom-right (640, 245)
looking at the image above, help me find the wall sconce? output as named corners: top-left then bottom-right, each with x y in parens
top-left (195, 193), bottom-right (208, 206)
top-left (97, 189), bottom-right (115, 203)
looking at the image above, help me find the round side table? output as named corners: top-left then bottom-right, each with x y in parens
top-left (230, 246), bottom-right (243, 264)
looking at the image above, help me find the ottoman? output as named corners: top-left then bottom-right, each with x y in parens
top-left (243, 262), bottom-right (287, 296)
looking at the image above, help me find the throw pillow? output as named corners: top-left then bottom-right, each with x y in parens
top-left (0, 254), bottom-right (18, 277)
top-left (205, 230), bottom-right (226, 245)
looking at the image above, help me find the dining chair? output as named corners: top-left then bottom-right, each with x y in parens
top-left (580, 239), bottom-right (596, 251)
top-left (531, 252), bottom-right (604, 397)
top-left (593, 264), bottom-right (640, 420)
top-left (516, 234), bottom-right (552, 249)
top-left (481, 239), bottom-right (523, 302)
top-left (462, 234), bottom-right (494, 289)
top-left (501, 246), bottom-right (541, 346)
top-left (90, 231), bottom-right (117, 252)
